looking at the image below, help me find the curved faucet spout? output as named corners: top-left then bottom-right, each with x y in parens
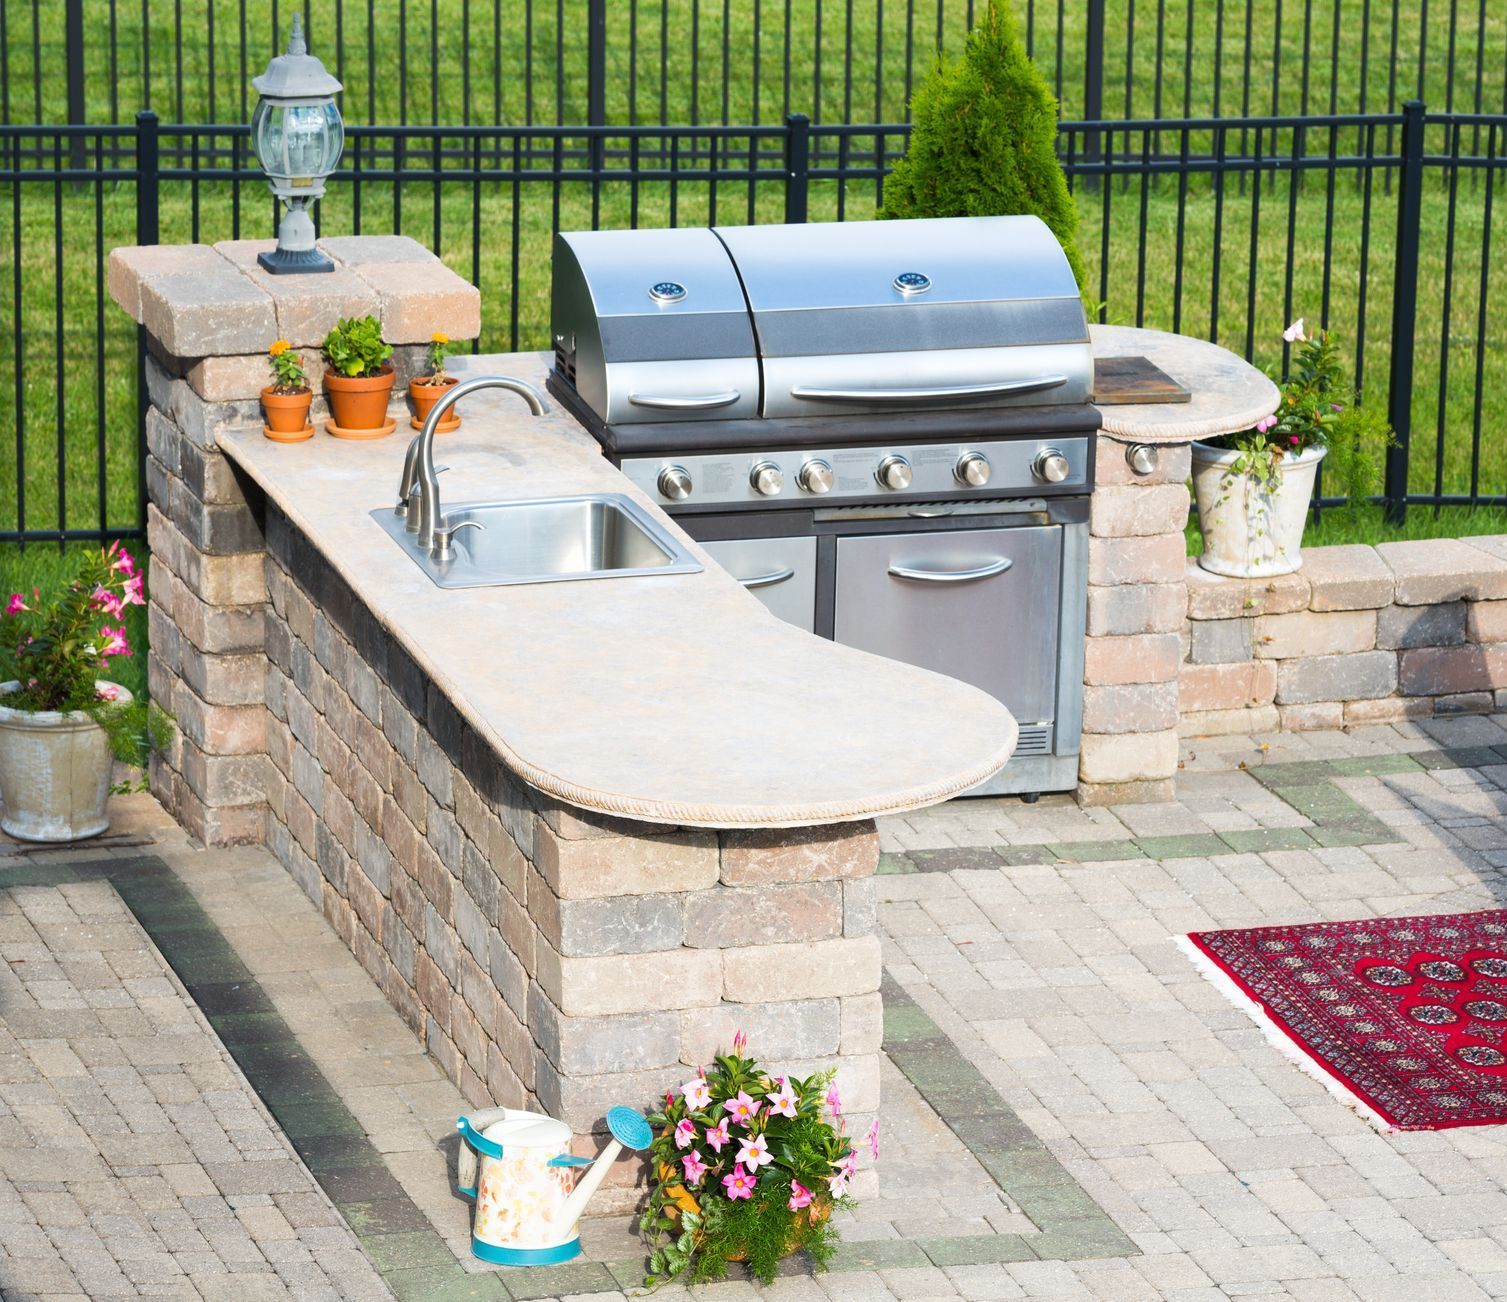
top-left (401, 375), bottom-right (551, 550)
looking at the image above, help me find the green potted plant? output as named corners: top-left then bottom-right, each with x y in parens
top-left (0, 544), bottom-right (172, 841)
top-left (1192, 320), bottom-right (1394, 576)
top-left (261, 338), bottom-right (313, 441)
top-left (321, 314), bottom-right (396, 438)
top-left (880, 0), bottom-right (1086, 292)
top-left (409, 330), bottom-right (461, 432)
top-left (640, 1033), bottom-right (869, 1288)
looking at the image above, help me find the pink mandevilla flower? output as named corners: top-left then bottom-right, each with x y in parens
top-left (867, 1118), bottom-right (880, 1160)
top-left (841, 1149), bottom-right (860, 1178)
top-left (704, 1117), bottom-right (730, 1152)
top-left (680, 1150), bottom-right (709, 1186)
top-left (722, 1169), bottom-right (756, 1200)
top-left (1256, 414), bottom-right (1277, 434)
top-left (96, 684), bottom-right (121, 701)
top-left (736, 1134), bottom-right (772, 1172)
top-left (766, 1076), bottom-right (798, 1119)
top-left (5, 593), bottom-right (26, 616)
top-left (727, 1090), bottom-right (760, 1127)
top-left (826, 1169), bottom-right (850, 1197)
top-left (110, 547), bottom-right (136, 578)
top-left (99, 625), bottom-right (131, 658)
top-left (826, 1085), bottom-right (842, 1116)
top-left (1283, 318), bottom-right (1306, 343)
top-left (681, 1077), bottom-right (712, 1110)
top-left (674, 1119), bottom-right (697, 1150)
top-left (788, 1180), bottom-right (813, 1211)
top-left (122, 572), bottom-right (146, 606)
top-left (92, 586), bottom-right (125, 618)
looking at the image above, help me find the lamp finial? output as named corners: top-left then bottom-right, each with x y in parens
top-left (288, 13), bottom-right (307, 57)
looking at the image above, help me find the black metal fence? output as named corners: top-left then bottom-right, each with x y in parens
top-left (7, 1), bottom-right (1507, 133)
top-left (3, 105), bottom-right (1506, 545)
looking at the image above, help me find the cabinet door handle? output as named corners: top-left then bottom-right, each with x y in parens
top-left (738, 567), bottom-right (797, 589)
top-left (887, 558), bottom-right (1014, 583)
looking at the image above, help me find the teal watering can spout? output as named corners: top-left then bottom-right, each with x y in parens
top-left (558, 1107), bottom-right (654, 1233)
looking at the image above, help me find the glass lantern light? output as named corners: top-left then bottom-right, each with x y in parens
top-left (250, 15), bottom-right (344, 274)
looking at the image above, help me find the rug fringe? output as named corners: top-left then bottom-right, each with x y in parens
top-left (1174, 934), bottom-right (1398, 1133)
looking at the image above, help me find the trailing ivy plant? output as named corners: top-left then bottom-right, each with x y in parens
top-left (880, 0), bottom-right (1086, 293)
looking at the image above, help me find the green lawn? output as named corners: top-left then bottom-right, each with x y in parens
top-left (5, 0), bottom-right (1505, 128)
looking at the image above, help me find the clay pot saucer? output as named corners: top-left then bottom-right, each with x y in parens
top-left (264, 422), bottom-right (314, 443)
top-left (325, 417), bottom-right (398, 441)
top-left (410, 411), bottom-right (461, 433)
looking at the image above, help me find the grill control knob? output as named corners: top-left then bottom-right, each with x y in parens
top-left (955, 452), bottom-right (992, 487)
top-left (1032, 447), bottom-right (1071, 484)
top-left (657, 465), bottom-right (693, 500)
top-left (798, 459), bottom-right (834, 494)
top-left (876, 455), bottom-right (913, 491)
top-left (750, 461), bottom-right (785, 496)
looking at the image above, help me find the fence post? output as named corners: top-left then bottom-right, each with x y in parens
top-left (784, 113), bottom-right (810, 223)
top-left (1082, 0), bottom-right (1106, 184)
top-left (587, 0), bottom-right (606, 177)
top-left (66, 0), bottom-right (86, 172)
top-left (136, 110), bottom-right (160, 535)
top-left (1384, 99), bottom-right (1424, 525)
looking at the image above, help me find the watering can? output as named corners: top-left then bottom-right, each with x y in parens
top-left (456, 1104), bottom-right (653, 1266)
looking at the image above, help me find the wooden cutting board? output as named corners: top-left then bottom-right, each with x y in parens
top-left (1093, 354), bottom-right (1192, 405)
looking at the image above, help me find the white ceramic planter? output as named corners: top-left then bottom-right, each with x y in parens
top-left (0, 681), bottom-right (131, 842)
top-left (1191, 441), bottom-right (1327, 578)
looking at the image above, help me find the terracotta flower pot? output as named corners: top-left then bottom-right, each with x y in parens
top-left (410, 375), bottom-right (460, 431)
top-left (261, 385), bottom-right (313, 435)
top-left (0, 680), bottom-right (131, 842)
top-left (325, 366), bottom-right (396, 434)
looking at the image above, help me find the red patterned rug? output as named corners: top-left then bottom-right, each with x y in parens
top-left (1182, 911), bottom-right (1507, 1131)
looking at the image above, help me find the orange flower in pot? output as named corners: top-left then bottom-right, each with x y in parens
top-left (321, 314), bottom-right (397, 439)
top-left (410, 331), bottom-right (461, 432)
top-left (261, 340), bottom-right (313, 441)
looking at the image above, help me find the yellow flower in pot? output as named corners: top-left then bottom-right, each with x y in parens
top-left (321, 314), bottom-right (396, 439)
top-left (410, 331), bottom-right (462, 432)
top-left (261, 339), bottom-right (314, 441)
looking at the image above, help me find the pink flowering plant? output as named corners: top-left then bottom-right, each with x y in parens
top-left (1210, 320), bottom-right (1393, 504)
top-left (1, 543), bottom-right (171, 773)
top-left (641, 1034), bottom-right (868, 1287)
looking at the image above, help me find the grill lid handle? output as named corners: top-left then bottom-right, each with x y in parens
top-left (788, 375), bottom-right (1068, 404)
top-left (628, 390), bottom-right (742, 411)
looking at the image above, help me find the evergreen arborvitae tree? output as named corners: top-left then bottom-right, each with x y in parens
top-left (881, 0), bottom-right (1086, 292)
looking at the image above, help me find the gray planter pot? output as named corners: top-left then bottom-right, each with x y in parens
top-left (0, 681), bottom-right (132, 842)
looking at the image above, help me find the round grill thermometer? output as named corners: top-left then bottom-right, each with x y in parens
top-left (893, 271), bottom-right (931, 295)
top-left (649, 281), bottom-right (687, 303)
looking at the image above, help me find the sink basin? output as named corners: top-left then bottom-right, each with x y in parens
top-left (372, 493), bottom-right (703, 589)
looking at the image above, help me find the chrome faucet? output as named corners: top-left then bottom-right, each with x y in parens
top-left (396, 374), bottom-right (550, 552)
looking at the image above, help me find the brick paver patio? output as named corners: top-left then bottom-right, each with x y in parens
top-left (8, 714), bottom-right (1507, 1297)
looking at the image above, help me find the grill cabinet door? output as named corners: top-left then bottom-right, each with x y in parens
top-left (833, 525), bottom-right (1061, 725)
top-left (699, 536), bottom-right (818, 633)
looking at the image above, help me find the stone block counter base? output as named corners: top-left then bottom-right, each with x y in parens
top-left (110, 238), bottom-right (1024, 1196)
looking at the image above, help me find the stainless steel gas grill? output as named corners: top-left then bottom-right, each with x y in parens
top-left (547, 215), bottom-right (1097, 799)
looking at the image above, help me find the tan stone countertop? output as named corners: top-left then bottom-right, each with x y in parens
top-left (219, 351), bottom-right (1019, 829)
top-left (1092, 324), bottom-right (1280, 445)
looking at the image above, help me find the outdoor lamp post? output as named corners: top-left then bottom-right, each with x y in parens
top-left (250, 14), bottom-right (344, 274)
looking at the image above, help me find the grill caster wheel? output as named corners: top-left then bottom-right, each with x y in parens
top-left (1020, 791), bottom-right (1041, 804)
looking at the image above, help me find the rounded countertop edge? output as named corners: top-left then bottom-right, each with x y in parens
top-left (216, 411), bottom-right (1023, 832)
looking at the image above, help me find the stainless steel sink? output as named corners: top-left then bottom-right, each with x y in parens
top-left (371, 493), bottom-right (703, 589)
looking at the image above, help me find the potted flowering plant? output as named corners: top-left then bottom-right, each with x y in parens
top-left (640, 1033), bottom-right (874, 1288)
top-left (409, 331), bottom-right (461, 432)
top-left (321, 314), bottom-right (396, 438)
top-left (0, 544), bottom-right (172, 841)
top-left (1192, 320), bottom-right (1393, 577)
top-left (261, 338), bottom-right (313, 441)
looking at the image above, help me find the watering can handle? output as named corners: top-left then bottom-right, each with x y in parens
top-left (547, 1155), bottom-right (594, 1168)
top-left (455, 1110), bottom-right (510, 1198)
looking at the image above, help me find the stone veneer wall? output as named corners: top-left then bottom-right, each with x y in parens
top-left (1180, 538), bottom-right (1507, 734)
top-left (1077, 437), bottom-right (1193, 805)
top-left (113, 238), bottom-right (881, 1200)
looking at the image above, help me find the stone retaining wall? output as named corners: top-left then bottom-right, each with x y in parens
top-left (1180, 538), bottom-right (1507, 734)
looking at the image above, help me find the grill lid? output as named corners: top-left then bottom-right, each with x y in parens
top-left (711, 215), bottom-right (1087, 358)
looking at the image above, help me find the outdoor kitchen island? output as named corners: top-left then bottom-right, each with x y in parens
top-left (204, 347), bottom-right (1019, 1199)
